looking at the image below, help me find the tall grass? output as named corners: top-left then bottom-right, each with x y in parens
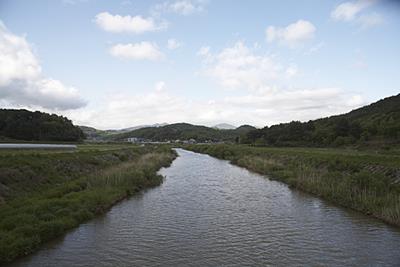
top-left (185, 144), bottom-right (400, 226)
top-left (0, 145), bottom-right (176, 263)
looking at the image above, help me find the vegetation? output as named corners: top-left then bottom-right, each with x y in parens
top-left (0, 109), bottom-right (85, 142)
top-left (0, 145), bottom-right (176, 263)
top-left (242, 94), bottom-right (400, 147)
top-left (79, 123), bottom-right (170, 141)
top-left (2, 93), bottom-right (399, 263)
top-left (185, 144), bottom-right (400, 226)
top-left (78, 125), bottom-right (110, 140)
top-left (108, 123), bottom-right (256, 142)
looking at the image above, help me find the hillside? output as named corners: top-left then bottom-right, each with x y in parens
top-left (108, 123), bottom-right (256, 142)
top-left (80, 123), bottom-right (169, 141)
top-left (0, 109), bottom-right (85, 142)
top-left (242, 94), bottom-right (400, 147)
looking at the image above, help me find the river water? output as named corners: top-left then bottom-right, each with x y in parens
top-left (10, 149), bottom-right (400, 266)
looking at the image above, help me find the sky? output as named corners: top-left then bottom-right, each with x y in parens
top-left (0, 0), bottom-right (399, 129)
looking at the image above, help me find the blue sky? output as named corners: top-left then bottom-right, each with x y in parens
top-left (0, 0), bottom-right (399, 129)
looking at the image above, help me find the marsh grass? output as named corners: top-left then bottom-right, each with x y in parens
top-left (0, 145), bottom-right (176, 263)
top-left (185, 144), bottom-right (400, 227)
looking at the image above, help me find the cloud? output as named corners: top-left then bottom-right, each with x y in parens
top-left (69, 83), bottom-right (365, 130)
top-left (167, 38), bottom-right (182, 50)
top-left (155, 81), bottom-right (166, 92)
top-left (331, 0), bottom-right (383, 28)
top-left (224, 88), bottom-right (365, 125)
top-left (62, 0), bottom-right (88, 5)
top-left (285, 65), bottom-right (298, 78)
top-left (152, 0), bottom-right (207, 16)
top-left (71, 83), bottom-right (192, 129)
top-left (266, 20), bottom-right (316, 47)
top-left (95, 12), bottom-right (167, 33)
top-left (357, 12), bottom-right (384, 28)
top-left (198, 41), bottom-right (283, 91)
top-left (197, 46), bottom-right (210, 56)
top-left (110, 42), bottom-right (164, 61)
top-left (304, 42), bottom-right (325, 55)
top-left (331, 0), bottom-right (375, 21)
top-left (0, 22), bottom-right (86, 110)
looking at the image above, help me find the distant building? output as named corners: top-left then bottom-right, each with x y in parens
top-left (127, 137), bottom-right (146, 143)
top-left (182, 139), bottom-right (196, 144)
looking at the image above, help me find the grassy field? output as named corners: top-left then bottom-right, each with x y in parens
top-left (0, 144), bottom-right (176, 263)
top-left (185, 144), bottom-right (400, 227)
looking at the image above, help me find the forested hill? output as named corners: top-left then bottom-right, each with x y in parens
top-left (0, 109), bottom-right (85, 142)
top-left (242, 94), bottom-right (400, 147)
top-left (109, 123), bottom-right (256, 142)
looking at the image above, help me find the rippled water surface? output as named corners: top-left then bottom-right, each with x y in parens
top-left (10, 149), bottom-right (400, 266)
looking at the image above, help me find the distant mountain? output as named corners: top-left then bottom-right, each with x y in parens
top-left (108, 123), bottom-right (256, 142)
top-left (242, 94), bottom-right (400, 147)
top-left (213, 123), bottom-right (236, 130)
top-left (0, 109), bottom-right (85, 142)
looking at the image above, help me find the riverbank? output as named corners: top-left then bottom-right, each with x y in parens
top-left (0, 144), bottom-right (177, 263)
top-left (184, 144), bottom-right (400, 227)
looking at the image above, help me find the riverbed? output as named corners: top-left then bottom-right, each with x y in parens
top-left (9, 149), bottom-right (400, 266)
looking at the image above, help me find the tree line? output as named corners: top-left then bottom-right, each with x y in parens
top-left (0, 109), bottom-right (85, 141)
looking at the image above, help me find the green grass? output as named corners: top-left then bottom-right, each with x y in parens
top-left (185, 144), bottom-right (400, 227)
top-left (0, 144), bottom-right (176, 263)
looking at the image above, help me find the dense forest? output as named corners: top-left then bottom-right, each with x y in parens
top-left (109, 123), bottom-right (256, 142)
top-left (0, 109), bottom-right (85, 142)
top-left (242, 94), bottom-right (400, 147)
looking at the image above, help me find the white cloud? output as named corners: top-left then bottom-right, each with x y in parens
top-left (69, 84), bottom-right (365, 130)
top-left (0, 22), bottom-right (86, 110)
top-left (331, 0), bottom-right (383, 28)
top-left (224, 88), bottom-right (365, 125)
top-left (266, 20), bottom-right (316, 47)
top-left (94, 12), bottom-right (166, 33)
top-left (152, 0), bottom-right (207, 16)
top-left (331, 0), bottom-right (375, 21)
top-left (155, 81), bottom-right (166, 92)
top-left (167, 38), bottom-right (182, 50)
top-left (197, 46), bottom-right (210, 56)
top-left (285, 65), bottom-right (298, 78)
top-left (110, 42), bottom-right (164, 61)
top-left (198, 41), bottom-right (283, 91)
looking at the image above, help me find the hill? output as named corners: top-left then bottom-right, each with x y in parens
top-left (0, 109), bottom-right (85, 142)
top-left (80, 123), bottom-right (169, 141)
top-left (242, 94), bottom-right (400, 147)
top-left (108, 123), bottom-right (256, 142)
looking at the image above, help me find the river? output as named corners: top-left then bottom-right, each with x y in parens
top-left (9, 149), bottom-right (400, 266)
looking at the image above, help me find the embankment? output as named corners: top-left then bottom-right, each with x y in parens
top-left (0, 145), bottom-right (176, 263)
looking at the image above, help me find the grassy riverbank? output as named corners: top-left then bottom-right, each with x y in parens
top-left (185, 144), bottom-right (400, 226)
top-left (0, 144), bottom-right (176, 263)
